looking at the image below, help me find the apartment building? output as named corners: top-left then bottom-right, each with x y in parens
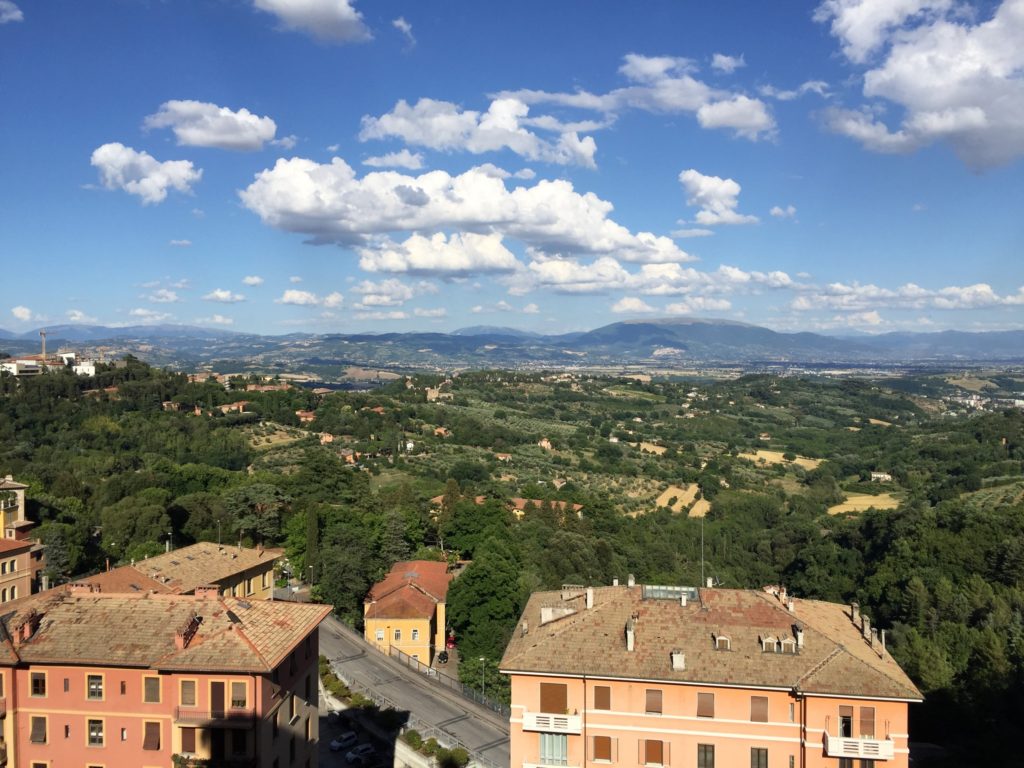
top-left (502, 582), bottom-right (922, 768)
top-left (364, 560), bottom-right (453, 665)
top-left (0, 583), bottom-right (331, 768)
top-left (0, 475), bottom-right (46, 604)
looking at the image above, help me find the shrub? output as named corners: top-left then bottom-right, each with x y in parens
top-left (422, 737), bottom-right (440, 756)
top-left (404, 730), bottom-right (422, 750)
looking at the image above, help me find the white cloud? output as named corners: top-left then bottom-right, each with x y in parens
top-left (275, 289), bottom-right (343, 307)
top-left (271, 134), bottom-right (298, 150)
top-left (0, 1), bottom-right (23, 23)
top-left (144, 101), bottom-right (278, 151)
top-left (819, 0), bottom-right (1024, 169)
top-left (197, 314), bottom-right (235, 326)
top-left (522, 303), bottom-right (540, 314)
top-left (91, 143), bottom-right (202, 205)
top-left (240, 158), bottom-right (693, 263)
top-left (471, 305), bottom-right (484, 313)
top-left (11, 305), bottom-right (33, 322)
top-left (671, 227), bottom-right (715, 238)
top-left (393, 16), bottom-right (415, 47)
top-left (496, 53), bottom-right (776, 141)
top-left (352, 278), bottom-right (418, 307)
top-left (242, 275), bottom-right (265, 286)
top-left (665, 297), bottom-right (732, 313)
top-left (359, 232), bottom-right (520, 276)
top-left (66, 309), bottom-right (97, 323)
top-left (129, 308), bottom-right (173, 323)
top-left (289, 275), bottom-right (303, 283)
top-left (770, 205), bottom-right (797, 219)
top-left (252, 0), bottom-right (371, 43)
top-left (363, 149), bottom-right (424, 169)
top-left (526, 256), bottom-right (632, 294)
top-left (323, 291), bottom-right (344, 308)
top-left (202, 288), bottom-right (246, 303)
top-left (355, 310), bottom-right (407, 320)
top-left (169, 239), bottom-right (192, 247)
top-left (612, 297), bottom-right (657, 314)
top-left (414, 307), bottom-right (446, 318)
top-left (513, 168), bottom-right (536, 180)
top-left (711, 53), bottom-right (745, 73)
top-left (147, 288), bottom-right (181, 303)
top-left (360, 98), bottom-right (598, 167)
top-left (679, 169), bottom-right (759, 225)
top-left (792, 280), bottom-right (1024, 311)
top-left (759, 81), bottom-right (830, 101)
top-left (192, 208), bottom-right (205, 218)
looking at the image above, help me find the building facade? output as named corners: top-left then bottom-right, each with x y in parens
top-left (0, 475), bottom-right (46, 604)
top-left (502, 583), bottom-right (922, 768)
top-left (364, 560), bottom-right (453, 665)
top-left (0, 584), bottom-right (330, 768)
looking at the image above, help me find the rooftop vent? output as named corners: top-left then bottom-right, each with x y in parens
top-left (625, 616), bottom-right (636, 652)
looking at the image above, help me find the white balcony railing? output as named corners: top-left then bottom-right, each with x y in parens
top-left (522, 711), bottom-right (583, 735)
top-left (824, 733), bottom-right (895, 760)
top-left (524, 762), bottom-right (578, 768)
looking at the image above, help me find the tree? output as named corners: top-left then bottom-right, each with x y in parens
top-left (223, 483), bottom-right (288, 545)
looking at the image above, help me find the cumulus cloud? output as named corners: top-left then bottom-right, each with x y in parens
top-left (129, 308), bottom-right (173, 323)
top-left (666, 297), bottom-right (733, 313)
top-left (496, 53), bottom-right (776, 141)
top-left (91, 143), bottom-right (202, 205)
top-left (351, 278), bottom-right (422, 308)
top-left (11, 305), bottom-right (33, 322)
top-left (679, 169), bottom-right (759, 225)
top-left (271, 134), bottom-right (298, 150)
top-left (144, 101), bottom-right (278, 151)
top-left (363, 149), bottom-right (424, 169)
top-left (169, 239), bottom-right (192, 247)
top-left (242, 275), bottom-right (264, 286)
top-left (0, 1), bottom-right (23, 23)
top-left (671, 227), bottom-right (715, 238)
top-left (791, 280), bottom-right (1024, 311)
top-left (770, 205), bottom-right (797, 219)
top-left (522, 303), bottom-right (540, 314)
top-left (276, 289), bottom-right (344, 307)
top-left (711, 53), bottom-right (745, 73)
top-left (612, 297), bottom-right (657, 313)
top-left (359, 232), bottom-right (520, 276)
top-left (240, 158), bottom-right (694, 263)
top-left (203, 288), bottom-right (246, 303)
top-left (393, 16), bottom-right (415, 47)
top-left (147, 288), bottom-right (181, 303)
top-left (818, 0), bottom-right (1024, 169)
top-left (360, 98), bottom-right (598, 167)
top-left (252, 0), bottom-right (371, 43)
top-left (67, 309), bottom-right (97, 323)
top-left (759, 81), bottom-right (830, 101)
top-left (414, 307), bottom-right (446, 317)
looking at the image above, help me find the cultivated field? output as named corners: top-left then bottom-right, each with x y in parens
top-left (634, 442), bottom-right (667, 455)
top-left (828, 492), bottom-right (900, 515)
top-left (738, 450), bottom-right (822, 470)
top-left (655, 484), bottom-right (699, 513)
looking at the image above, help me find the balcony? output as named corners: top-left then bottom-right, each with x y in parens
top-left (522, 711), bottom-right (582, 735)
top-left (173, 707), bottom-right (257, 726)
top-left (524, 763), bottom-right (579, 768)
top-left (824, 732), bottom-right (895, 760)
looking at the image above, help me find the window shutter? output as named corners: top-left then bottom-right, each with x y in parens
top-left (593, 735), bottom-right (612, 761)
top-left (539, 682), bottom-right (567, 714)
top-left (697, 692), bottom-right (715, 718)
top-left (859, 706), bottom-right (875, 738)
top-left (594, 685), bottom-right (611, 710)
top-left (30, 716), bottom-right (46, 743)
top-left (645, 739), bottom-right (664, 765)
top-left (645, 688), bottom-right (663, 714)
top-left (751, 696), bottom-right (769, 722)
top-left (839, 705), bottom-right (854, 718)
top-left (143, 722), bottom-right (160, 751)
top-left (181, 727), bottom-right (196, 753)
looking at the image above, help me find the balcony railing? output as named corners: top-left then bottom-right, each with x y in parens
top-left (823, 732), bottom-right (895, 760)
top-left (522, 711), bottom-right (582, 735)
top-left (524, 762), bottom-right (578, 768)
top-left (173, 706), bottom-right (257, 726)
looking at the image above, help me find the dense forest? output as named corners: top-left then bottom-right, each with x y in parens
top-left (2, 361), bottom-right (1022, 765)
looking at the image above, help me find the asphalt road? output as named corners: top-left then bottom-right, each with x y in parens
top-left (319, 615), bottom-right (511, 768)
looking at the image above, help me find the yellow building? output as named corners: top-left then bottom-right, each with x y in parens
top-left (364, 560), bottom-right (453, 665)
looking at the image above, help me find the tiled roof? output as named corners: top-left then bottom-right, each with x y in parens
top-left (0, 478), bottom-right (27, 491)
top-left (0, 591), bottom-right (330, 672)
top-left (364, 586), bottom-right (438, 620)
top-left (78, 567), bottom-right (173, 594)
top-left (501, 585), bottom-right (922, 701)
top-left (129, 542), bottom-right (282, 594)
top-left (367, 560), bottom-right (452, 603)
top-left (0, 538), bottom-right (32, 554)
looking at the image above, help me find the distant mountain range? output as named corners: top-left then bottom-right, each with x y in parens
top-left (2, 319), bottom-right (1023, 371)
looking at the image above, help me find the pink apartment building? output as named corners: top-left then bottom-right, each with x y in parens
top-left (502, 582), bottom-right (922, 768)
top-left (0, 583), bottom-right (330, 768)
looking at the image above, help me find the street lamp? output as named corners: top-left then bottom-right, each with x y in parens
top-left (479, 657), bottom-right (486, 698)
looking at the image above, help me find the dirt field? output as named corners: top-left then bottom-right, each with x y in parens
top-left (846, 426), bottom-right (861, 432)
top-left (655, 484), bottom-right (699, 513)
top-left (344, 366), bottom-right (402, 381)
top-left (828, 492), bottom-right (900, 515)
top-left (867, 418), bottom-right (892, 427)
top-left (248, 427), bottom-right (304, 450)
top-left (947, 376), bottom-right (997, 392)
top-left (634, 442), bottom-right (667, 455)
top-left (688, 498), bottom-right (711, 518)
top-left (738, 450), bottom-right (822, 470)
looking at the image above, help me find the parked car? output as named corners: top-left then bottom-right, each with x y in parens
top-left (345, 744), bottom-right (377, 764)
top-left (437, 650), bottom-right (449, 664)
top-left (330, 732), bottom-right (358, 752)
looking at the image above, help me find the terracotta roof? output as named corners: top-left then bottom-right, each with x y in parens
top-left (0, 538), bottom-right (33, 555)
top-left (0, 591), bottom-right (330, 672)
top-left (501, 585), bottom-right (922, 701)
top-left (365, 560), bottom-right (453, 620)
top-left (78, 567), bottom-right (173, 594)
top-left (129, 542), bottom-right (282, 594)
top-left (0, 478), bottom-right (27, 491)
top-left (365, 586), bottom-right (438, 620)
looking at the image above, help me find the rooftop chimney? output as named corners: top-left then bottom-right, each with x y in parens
top-left (861, 614), bottom-right (871, 641)
top-left (671, 650), bottom-right (685, 671)
top-left (612, 577), bottom-right (619, 587)
top-left (881, 628), bottom-right (887, 651)
top-left (706, 577), bottom-right (713, 588)
top-left (870, 627), bottom-right (879, 648)
top-left (195, 585), bottom-right (219, 599)
top-left (680, 593), bottom-right (687, 607)
top-left (787, 599), bottom-right (795, 613)
top-left (69, 581), bottom-right (98, 595)
top-left (625, 617), bottom-right (636, 652)
top-left (851, 601), bottom-right (860, 623)
top-left (586, 587), bottom-right (594, 609)
top-left (794, 624), bottom-right (804, 649)
top-left (627, 573), bottom-right (635, 588)
top-left (521, 620), bottom-right (529, 637)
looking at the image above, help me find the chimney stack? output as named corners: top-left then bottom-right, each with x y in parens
top-left (586, 587), bottom-right (594, 609)
top-left (870, 627), bottom-right (879, 648)
top-left (680, 593), bottom-right (687, 607)
top-left (861, 615), bottom-right (871, 641)
top-left (612, 577), bottom-right (619, 587)
top-left (881, 629), bottom-right (887, 650)
top-left (521, 620), bottom-right (529, 637)
top-left (787, 599), bottom-right (795, 613)
top-left (627, 573), bottom-right (635, 588)
top-left (706, 577), bottom-right (713, 588)
top-left (794, 624), bottom-right (805, 649)
top-left (625, 617), bottom-right (636, 652)
top-left (670, 650), bottom-right (685, 671)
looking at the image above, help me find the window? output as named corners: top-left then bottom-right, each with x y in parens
top-left (540, 733), bottom-right (568, 766)
top-left (88, 719), bottom-right (104, 746)
top-left (697, 744), bottom-right (715, 768)
top-left (839, 705), bottom-right (854, 737)
top-left (860, 761), bottom-right (875, 768)
top-left (247, 577), bottom-right (255, 595)
top-left (180, 679), bottom-right (197, 706)
top-left (144, 721), bottom-right (161, 751)
top-left (751, 696), bottom-right (769, 722)
top-left (697, 692), bottom-right (715, 718)
top-left (87, 674), bottom-right (104, 700)
top-left (289, 693), bottom-right (297, 721)
top-left (0, 672), bottom-right (3, 697)
top-left (30, 716), bottom-right (47, 743)
top-left (411, 628), bottom-right (420, 641)
top-left (121, 727), bottom-right (128, 741)
top-left (789, 702), bottom-right (795, 722)
top-left (643, 739), bottom-right (664, 766)
top-left (121, 680), bottom-right (126, 695)
top-left (645, 688), bottom-right (663, 714)
top-left (143, 676), bottom-right (160, 703)
top-left (30, 671), bottom-right (46, 697)
top-left (540, 682), bottom-right (568, 714)
top-left (714, 635), bottom-right (730, 650)
top-left (262, 571), bottom-right (270, 589)
top-left (838, 760), bottom-right (854, 768)
top-left (64, 677), bottom-right (69, 692)
top-left (393, 628), bottom-right (401, 642)
top-left (751, 748), bottom-right (768, 768)
top-left (375, 629), bottom-right (384, 642)
top-left (10, 585), bottom-right (15, 599)
top-left (305, 674), bottom-right (312, 702)
top-left (231, 681), bottom-right (247, 708)
top-left (593, 735), bottom-right (612, 761)
top-left (232, 728), bottom-right (247, 755)
top-left (859, 706), bottom-right (876, 738)
top-left (181, 727), bottom-right (197, 754)
top-left (65, 724), bottom-right (70, 738)
top-left (594, 685), bottom-right (611, 710)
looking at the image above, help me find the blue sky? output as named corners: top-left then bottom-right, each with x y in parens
top-left (1, 0), bottom-right (1022, 336)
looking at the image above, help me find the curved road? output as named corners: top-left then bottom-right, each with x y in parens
top-left (319, 615), bottom-right (510, 767)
